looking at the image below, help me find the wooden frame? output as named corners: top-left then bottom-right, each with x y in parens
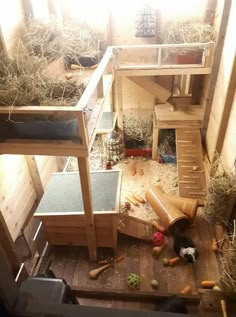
top-left (34, 170), bottom-right (122, 256)
top-left (0, 43), bottom-right (214, 260)
top-left (0, 48), bottom-right (114, 157)
top-left (0, 43), bottom-right (214, 157)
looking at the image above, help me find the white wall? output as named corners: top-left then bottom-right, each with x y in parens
top-left (0, 0), bottom-right (25, 54)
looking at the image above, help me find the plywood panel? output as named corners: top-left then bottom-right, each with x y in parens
top-left (0, 155), bottom-right (37, 241)
top-left (122, 77), bottom-right (155, 111)
top-left (35, 156), bottom-right (59, 189)
top-left (221, 92), bottom-right (236, 169)
top-left (205, 1), bottom-right (236, 162)
top-left (41, 213), bottom-right (115, 247)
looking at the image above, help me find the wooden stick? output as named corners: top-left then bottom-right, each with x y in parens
top-left (130, 167), bottom-right (136, 176)
top-left (152, 220), bottom-right (166, 234)
top-left (212, 238), bottom-right (218, 252)
top-left (139, 168), bottom-right (144, 176)
top-left (221, 299), bottom-right (228, 317)
top-left (133, 194), bottom-right (145, 204)
top-left (89, 264), bottom-right (110, 279)
top-left (90, 255), bottom-right (124, 279)
top-left (125, 195), bottom-right (139, 206)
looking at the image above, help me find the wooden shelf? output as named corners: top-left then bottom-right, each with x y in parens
top-left (154, 104), bottom-right (204, 129)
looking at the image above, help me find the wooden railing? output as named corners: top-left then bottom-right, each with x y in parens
top-left (112, 42), bottom-right (214, 70)
top-left (0, 43), bottom-right (214, 156)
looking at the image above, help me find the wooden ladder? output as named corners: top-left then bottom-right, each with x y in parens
top-left (176, 128), bottom-right (206, 203)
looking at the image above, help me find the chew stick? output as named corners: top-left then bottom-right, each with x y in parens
top-left (152, 220), bottom-right (166, 234)
top-left (133, 194), bottom-right (145, 204)
top-left (125, 195), bottom-right (139, 206)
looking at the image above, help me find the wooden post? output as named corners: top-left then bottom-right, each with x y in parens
top-left (114, 75), bottom-right (124, 137)
top-left (152, 113), bottom-right (158, 160)
top-left (209, 55), bottom-right (236, 174)
top-left (202, 0), bottom-right (232, 134)
top-left (0, 212), bottom-right (28, 280)
top-left (77, 157), bottom-right (97, 261)
top-left (0, 25), bottom-right (7, 54)
top-left (97, 77), bottom-right (104, 98)
top-left (25, 156), bottom-right (44, 201)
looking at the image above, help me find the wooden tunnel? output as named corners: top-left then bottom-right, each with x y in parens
top-left (145, 185), bottom-right (199, 233)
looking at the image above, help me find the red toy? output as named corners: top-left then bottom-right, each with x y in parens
top-left (152, 231), bottom-right (165, 246)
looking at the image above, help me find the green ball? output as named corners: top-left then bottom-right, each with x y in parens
top-left (127, 273), bottom-right (141, 290)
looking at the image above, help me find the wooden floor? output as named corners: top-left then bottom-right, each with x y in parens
top-left (38, 214), bottom-right (220, 311)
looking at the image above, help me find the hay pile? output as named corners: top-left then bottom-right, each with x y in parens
top-left (202, 159), bottom-right (236, 225)
top-left (0, 18), bottom-right (103, 108)
top-left (21, 18), bottom-right (101, 64)
top-left (0, 44), bottom-right (84, 108)
top-left (123, 114), bottom-right (153, 149)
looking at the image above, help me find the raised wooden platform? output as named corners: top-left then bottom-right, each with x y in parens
top-left (176, 128), bottom-right (206, 202)
top-left (152, 104), bottom-right (204, 160)
top-left (38, 215), bottom-right (220, 307)
top-left (34, 170), bottom-right (122, 251)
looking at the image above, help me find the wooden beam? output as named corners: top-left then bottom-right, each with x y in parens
top-left (0, 212), bottom-right (28, 279)
top-left (32, 222), bottom-right (47, 256)
top-left (77, 157), bottom-right (97, 260)
top-left (128, 76), bottom-right (171, 103)
top-left (209, 55), bottom-right (236, 174)
top-left (71, 286), bottom-right (200, 304)
top-left (0, 25), bottom-right (7, 54)
top-left (21, 0), bottom-right (33, 20)
top-left (25, 156), bottom-right (44, 201)
top-left (202, 0), bottom-right (232, 134)
top-left (116, 67), bottom-right (212, 77)
top-left (114, 75), bottom-right (124, 136)
top-left (152, 113), bottom-right (158, 160)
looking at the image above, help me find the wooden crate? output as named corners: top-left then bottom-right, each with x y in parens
top-left (34, 170), bottom-right (122, 252)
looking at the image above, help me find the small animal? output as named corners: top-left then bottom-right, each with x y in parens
top-left (173, 235), bottom-right (199, 263)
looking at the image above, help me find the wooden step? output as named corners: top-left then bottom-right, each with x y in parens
top-left (128, 76), bottom-right (171, 102)
top-left (176, 128), bottom-right (206, 202)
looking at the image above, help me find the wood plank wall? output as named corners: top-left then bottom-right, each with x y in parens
top-left (0, 1), bottom-right (67, 250)
top-left (0, 155), bottom-right (66, 243)
top-left (205, 1), bottom-right (236, 170)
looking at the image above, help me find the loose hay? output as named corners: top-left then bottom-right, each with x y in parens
top-left (123, 114), bottom-right (153, 149)
top-left (202, 157), bottom-right (236, 225)
top-left (21, 17), bottom-right (102, 64)
top-left (220, 226), bottom-right (236, 293)
top-left (0, 42), bottom-right (84, 109)
top-left (0, 17), bottom-right (102, 110)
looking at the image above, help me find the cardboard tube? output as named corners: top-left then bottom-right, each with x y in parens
top-left (145, 185), bottom-right (189, 232)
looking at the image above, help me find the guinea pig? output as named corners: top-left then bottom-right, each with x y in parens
top-left (173, 235), bottom-right (199, 263)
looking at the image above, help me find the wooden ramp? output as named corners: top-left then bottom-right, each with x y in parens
top-left (176, 128), bottom-right (206, 202)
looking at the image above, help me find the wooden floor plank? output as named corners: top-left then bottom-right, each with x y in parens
top-left (42, 221), bottom-right (220, 310)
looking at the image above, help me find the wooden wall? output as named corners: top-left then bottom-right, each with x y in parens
top-left (0, 0), bottom-right (67, 248)
top-left (205, 0), bottom-right (236, 170)
top-left (0, 155), bottom-right (65, 243)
